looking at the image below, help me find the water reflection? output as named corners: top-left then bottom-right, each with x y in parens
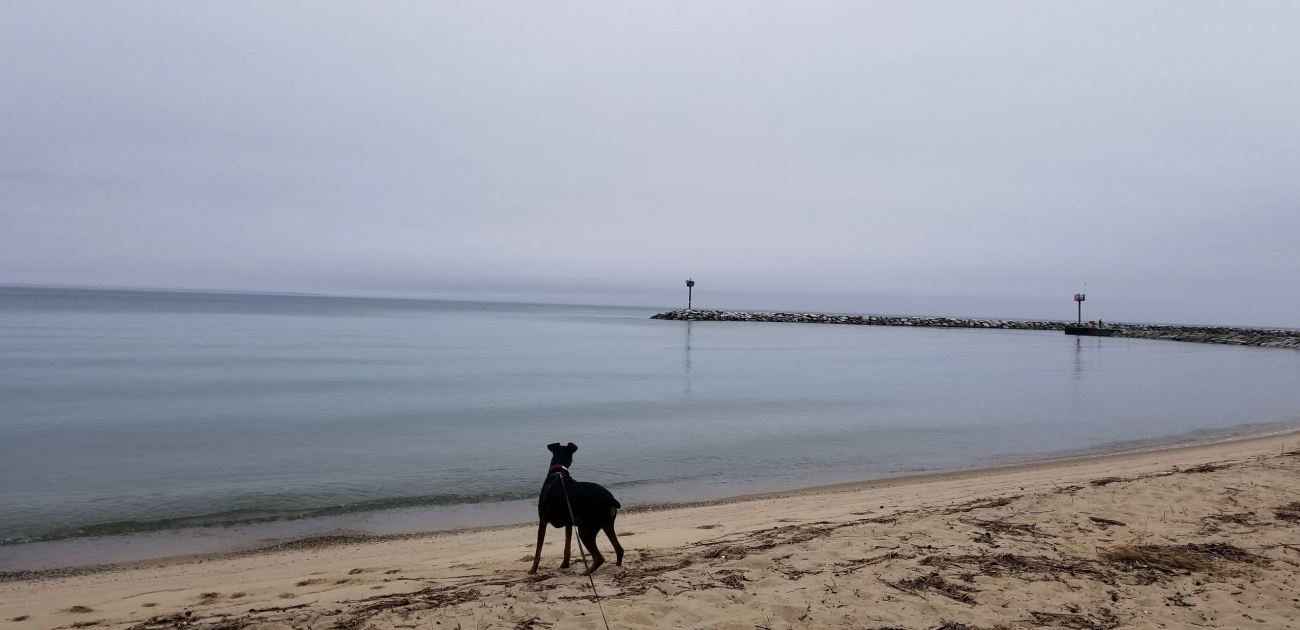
top-left (683, 321), bottom-right (693, 397)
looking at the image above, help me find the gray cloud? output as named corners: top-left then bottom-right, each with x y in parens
top-left (3, 2), bottom-right (1298, 325)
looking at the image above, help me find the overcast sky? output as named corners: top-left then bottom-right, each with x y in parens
top-left (2, 2), bottom-right (1298, 326)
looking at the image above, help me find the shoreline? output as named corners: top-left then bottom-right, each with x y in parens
top-left (6, 424), bottom-right (1299, 581)
top-left (5, 428), bottom-right (1300, 629)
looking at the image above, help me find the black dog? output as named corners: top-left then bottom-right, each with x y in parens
top-left (528, 442), bottom-right (624, 575)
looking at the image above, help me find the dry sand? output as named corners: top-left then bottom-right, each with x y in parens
top-left (5, 432), bottom-right (1300, 630)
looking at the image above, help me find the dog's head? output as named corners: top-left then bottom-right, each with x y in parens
top-left (546, 442), bottom-right (578, 468)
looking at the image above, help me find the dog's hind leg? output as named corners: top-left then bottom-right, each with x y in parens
top-left (527, 520), bottom-right (547, 575)
top-left (578, 525), bottom-right (604, 575)
top-left (602, 518), bottom-right (624, 567)
top-left (560, 524), bottom-right (572, 569)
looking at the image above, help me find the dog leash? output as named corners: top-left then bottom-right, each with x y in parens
top-left (555, 472), bottom-right (613, 630)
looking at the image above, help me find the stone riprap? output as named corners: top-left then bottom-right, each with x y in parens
top-left (650, 309), bottom-right (1300, 350)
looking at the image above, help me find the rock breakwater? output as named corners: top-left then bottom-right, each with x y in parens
top-left (650, 309), bottom-right (1300, 350)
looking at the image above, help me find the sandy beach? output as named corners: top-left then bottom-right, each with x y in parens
top-left (5, 432), bottom-right (1300, 630)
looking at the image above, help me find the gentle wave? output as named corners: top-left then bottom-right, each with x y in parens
top-left (1, 476), bottom-right (661, 546)
top-left (1, 490), bottom-right (538, 545)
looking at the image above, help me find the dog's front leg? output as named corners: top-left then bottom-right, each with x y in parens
top-left (560, 524), bottom-right (572, 568)
top-left (528, 520), bottom-right (547, 574)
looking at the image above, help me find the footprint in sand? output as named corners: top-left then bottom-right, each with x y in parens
top-left (295, 579), bottom-right (326, 587)
top-left (11, 616), bottom-right (30, 622)
top-left (141, 603), bottom-right (158, 608)
top-left (66, 606), bottom-right (94, 614)
top-left (697, 524), bottom-right (721, 529)
top-left (382, 569), bottom-right (402, 574)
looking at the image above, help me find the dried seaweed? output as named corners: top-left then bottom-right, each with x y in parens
top-left (333, 585), bottom-right (482, 630)
top-left (941, 495), bottom-right (1021, 514)
top-left (700, 545), bottom-right (748, 561)
top-left (771, 556), bottom-right (823, 580)
top-left (708, 569), bottom-right (747, 590)
top-left (884, 571), bottom-right (978, 604)
top-left (513, 616), bottom-right (552, 629)
top-left (960, 517), bottom-right (1052, 539)
top-left (1275, 501), bottom-right (1300, 523)
top-left (1089, 477), bottom-right (1129, 487)
top-left (832, 552), bottom-right (896, 575)
top-left (932, 623), bottom-right (1012, 630)
top-left (613, 559), bottom-right (692, 585)
top-left (1028, 610), bottom-right (1119, 630)
top-left (920, 553), bottom-right (1110, 584)
top-left (1203, 512), bottom-right (1255, 526)
top-left (1101, 543), bottom-right (1264, 573)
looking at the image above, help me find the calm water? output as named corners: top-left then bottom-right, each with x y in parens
top-left (3, 286), bottom-right (1300, 569)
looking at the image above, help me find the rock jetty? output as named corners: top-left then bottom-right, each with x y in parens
top-left (650, 309), bottom-right (1300, 350)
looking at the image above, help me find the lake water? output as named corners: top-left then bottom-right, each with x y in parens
top-left (3, 286), bottom-right (1300, 570)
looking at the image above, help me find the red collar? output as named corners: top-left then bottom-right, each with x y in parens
top-left (549, 464), bottom-right (568, 471)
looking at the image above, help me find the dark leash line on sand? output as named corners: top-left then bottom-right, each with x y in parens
top-left (556, 472), bottom-right (614, 630)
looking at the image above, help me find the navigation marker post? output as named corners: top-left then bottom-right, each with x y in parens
top-left (1074, 288), bottom-right (1086, 324)
top-left (685, 279), bottom-right (695, 312)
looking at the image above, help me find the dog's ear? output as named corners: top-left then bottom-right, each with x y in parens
top-left (547, 442), bottom-right (562, 453)
top-left (566, 442), bottom-right (578, 454)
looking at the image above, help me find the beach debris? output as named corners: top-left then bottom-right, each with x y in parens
top-left (959, 517), bottom-right (1051, 540)
top-left (333, 585), bottom-right (483, 630)
top-left (1274, 501), bottom-right (1300, 523)
top-left (832, 552), bottom-right (896, 575)
top-left (1028, 610), bottom-right (1119, 629)
top-left (66, 606), bottom-right (95, 614)
top-left (703, 569), bottom-right (748, 590)
top-left (126, 612), bottom-right (199, 630)
top-left (1100, 543), bottom-right (1264, 573)
top-left (701, 545), bottom-right (748, 561)
top-left (1199, 511), bottom-right (1260, 533)
top-left (1087, 517), bottom-right (1126, 529)
top-left (920, 553), bottom-right (1110, 584)
top-left (930, 622), bottom-right (1009, 630)
top-left (614, 559), bottom-right (693, 585)
top-left (246, 603), bottom-right (311, 614)
top-left (513, 616), bottom-right (552, 629)
top-left (1089, 477), bottom-right (1129, 487)
top-left (1182, 462), bottom-right (1228, 474)
top-left (771, 555), bottom-right (824, 580)
top-left (883, 571), bottom-right (978, 604)
top-left (941, 495), bottom-right (1021, 514)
